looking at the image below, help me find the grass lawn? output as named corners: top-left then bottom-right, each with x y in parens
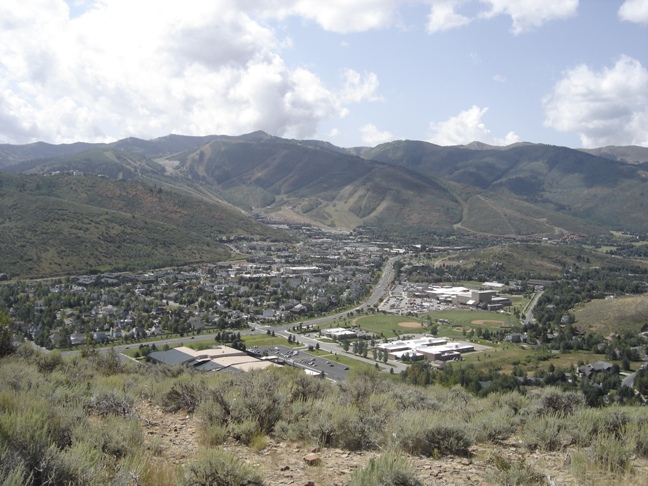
top-left (507, 295), bottom-right (531, 308)
top-left (241, 334), bottom-right (297, 347)
top-left (429, 310), bottom-right (520, 340)
top-left (355, 314), bottom-right (429, 336)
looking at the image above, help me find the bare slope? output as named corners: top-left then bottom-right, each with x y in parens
top-left (172, 134), bottom-right (464, 233)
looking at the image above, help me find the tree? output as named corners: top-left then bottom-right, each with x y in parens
top-left (0, 312), bottom-right (15, 358)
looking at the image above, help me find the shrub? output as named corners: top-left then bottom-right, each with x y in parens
top-left (349, 452), bottom-right (423, 486)
top-left (387, 384), bottom-right (442, 411)
top-left (534, 388), bottom-right (584, 416)
top-left (93, 348), bottom-right (126, 375)
top-left (35, 350), bottom-right (63, 373)
top-left (183, 448), bottom-right (264, 486)
top-left (393, 411), bottom-right (473, 456)
top-left (229, 419), bottom-right (259, 446)
top-left (289, 372), bottom-right (330, 402)
top-left (485, 455), bottom-right (545, 486)
top-left (91, 416), bottom-right (143, 460)
top-left (86, 391), bottom-right (134, 417)
top-left (594, 433), bottom-right (634, 474)
top-left (521, 414), bottom-right (565, 451)
top-left (625, 420), bottom-right (648, 458)
top-left (226, 372), bottom-right (286, 435)
top-left (469, 408), bottom-right (516, 443)
top-left (162, 380), bottom-right (202, 413)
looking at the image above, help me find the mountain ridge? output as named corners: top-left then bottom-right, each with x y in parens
top-left (3, 132), bottom-right (646, 241)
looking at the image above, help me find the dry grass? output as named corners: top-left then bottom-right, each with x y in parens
top-left (574, 295), bottom-right (648, 334)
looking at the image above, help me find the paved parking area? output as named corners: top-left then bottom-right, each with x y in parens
top-left (248, 344), bottom-right (350, 381)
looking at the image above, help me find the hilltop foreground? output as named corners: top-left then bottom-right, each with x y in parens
top-left (1, 348), bottom-right (647, 486)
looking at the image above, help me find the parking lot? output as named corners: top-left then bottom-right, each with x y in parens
top-left (248, 344), bottom-right (351, 381)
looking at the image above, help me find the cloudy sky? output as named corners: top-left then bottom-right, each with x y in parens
top-left (1, 0), bottom-right (647, 148)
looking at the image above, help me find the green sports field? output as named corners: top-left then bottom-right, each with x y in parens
top-left (356, 309), bottom-right (520, 338)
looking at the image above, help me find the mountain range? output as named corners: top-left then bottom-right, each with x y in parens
top-left (1, 132), bottom-right (647, 276)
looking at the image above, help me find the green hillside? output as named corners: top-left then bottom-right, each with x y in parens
top-left (438, 242), bottom-right (648, 278)
top-left (365, 141), bottom-right (648, 232)
top-left (4, 132), bottom-right (647, 237)
top-left (0, 173), bottom-right (284, 277)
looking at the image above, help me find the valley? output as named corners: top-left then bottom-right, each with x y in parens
top-left (2, 133), bottom-right (648, 485)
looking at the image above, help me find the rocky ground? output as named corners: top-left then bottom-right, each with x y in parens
top-left (136, 401), bottom-right (648, 485)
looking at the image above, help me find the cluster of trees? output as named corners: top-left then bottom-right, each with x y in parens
top-left (399, 359), bottom-right (644, 406)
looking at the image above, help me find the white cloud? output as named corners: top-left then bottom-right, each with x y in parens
top-left (328, 128), bottom-right (341, 137)
top-left (493, 74), bottom-right (507, 83)
top-left (479, 0), bottom-right (579, 35)
top-left (0, 0), bottom-right (383, 144)
top-left (427, 0), bottom-right (472, 33)
top-left (618, 0), bottom-right (648, 24)
top-left (251, 0), bottom-right (400, 33)
top-left (340, 69), bottom-right (383, 103)
top-left (428, 105), bottom-right (520, 145)
top-left (543, 56), bottom-right (648, 148)
top-left (360, 123), bottom-right (394, 145)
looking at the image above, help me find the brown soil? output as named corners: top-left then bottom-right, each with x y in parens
top-left (471, 319), bottom-right (505, 326)
top-left (398, 321), bottom-right (424, 328)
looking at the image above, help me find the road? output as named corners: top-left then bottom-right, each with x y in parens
top-left (522, 290), bottom-right (543, 326)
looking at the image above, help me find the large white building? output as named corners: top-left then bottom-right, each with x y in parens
top-left (377, 337), bottom-right (474, 361)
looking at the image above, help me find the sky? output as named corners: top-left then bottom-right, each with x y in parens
top-left (1, 0), bottom-right (647, 148)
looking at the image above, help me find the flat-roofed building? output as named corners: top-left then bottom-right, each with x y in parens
top-left (147, 345), bottom-right (276, 373)
top-left (323, 327), bottom-right (358, 340)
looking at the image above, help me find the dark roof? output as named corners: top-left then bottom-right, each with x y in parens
top-left (193, 360), bottom-right (225, 372)
top-left (148, 348), bottom-right (194, 366)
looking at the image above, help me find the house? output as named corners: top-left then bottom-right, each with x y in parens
top-left (70, 332), bottom-right (86, 346)
top-left (188, 316), bottom-right (205, 330)
top-left (147, 325), bottom-right (162, 337)
top-left (504, 333), bottom-right (528, 343)
top-left (578, 361), bottom-right (614, 378)
top-left (92, 331), bottom-right (107, 343)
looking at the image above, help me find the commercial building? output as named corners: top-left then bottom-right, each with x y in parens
top-left (376, 337), bottom-right (474, 361)
top-left (147, 345), bottom-right (276, 373)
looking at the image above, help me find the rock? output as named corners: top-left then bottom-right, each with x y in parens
top-left (309, 446), bottom-right (320, 453)
top-left (304, 482), bottom-right (315, 486)
top-left (303, 453), bottom-right (321, 466)
top-left (280, 465), bottom-right (290, 471)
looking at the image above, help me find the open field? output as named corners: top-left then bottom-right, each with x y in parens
top-left (574, 294), bottom-right (648, 334)
top-left (355, 315), bottom-right (428, 336)
top-left (507, 294), bottom-right (531, 308)
top-left (241, 334), bottom-right (300, 348)
top-left (398, 321), bottom-right (424, 328)
top-left (460, 344), bottom-right (598, 374)
top-left (428, 309), bottom-right (519, 327)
